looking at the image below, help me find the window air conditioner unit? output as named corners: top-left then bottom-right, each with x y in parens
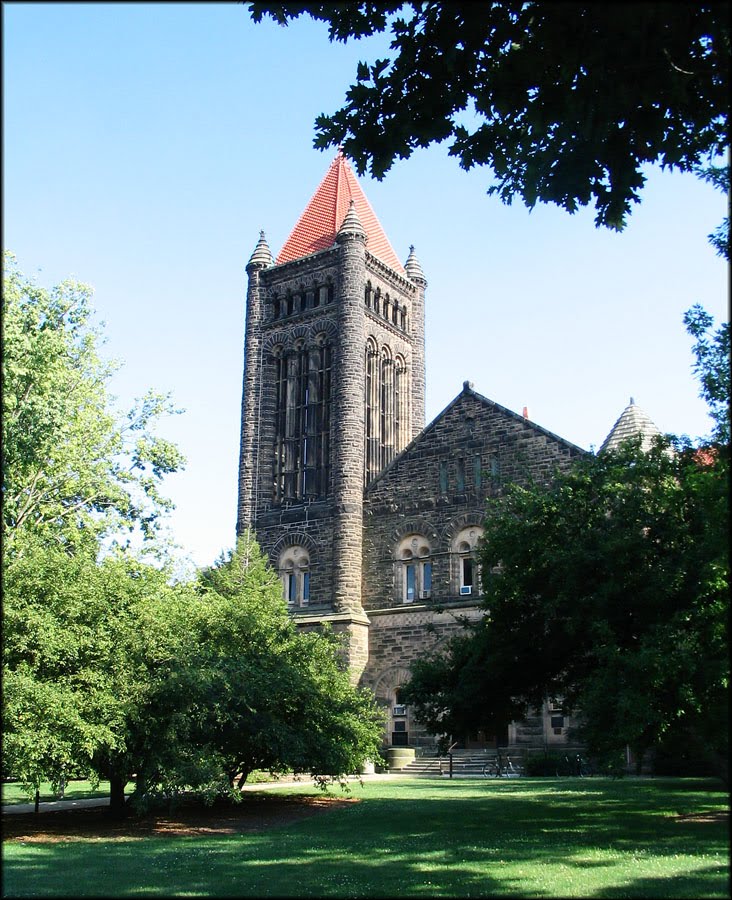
top-left (392, 705), bottom-right (406, 717)
top-left (460, 586), bottom-right (473, 595)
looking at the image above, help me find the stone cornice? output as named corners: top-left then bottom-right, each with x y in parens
top-left (366, 252), bottom-right (416, 294)
top-left (290, 610), bottom-right (371, 627)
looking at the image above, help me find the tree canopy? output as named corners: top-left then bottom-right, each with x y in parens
top-left (2, 251), bottom-right (184, 554)
top-left (250, 2), bottom-right (729, 229)
top-left (401, 309), bottom-right (729, 777)
top-left (2, 256), bottom-right (384, 810)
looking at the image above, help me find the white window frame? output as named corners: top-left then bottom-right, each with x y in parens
top-left (396, 535), bottom-right (433, 603)
top-left (278, 546), bottom-right (311, 607)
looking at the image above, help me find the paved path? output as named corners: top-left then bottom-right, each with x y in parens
top-left (2, 772), bottom-right (402, 816)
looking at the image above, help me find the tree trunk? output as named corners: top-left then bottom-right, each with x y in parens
top-left (109, 771), bottom-right (128, 819)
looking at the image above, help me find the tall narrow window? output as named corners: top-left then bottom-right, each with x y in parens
top-left (273, 340), bottom-right (330, 502)
top-left (473, 453), bottom-right (482, 489)
top-left (452, 527), bottom-right (483, 597)
top-left (394, 356), bottom-right (408, 453)
top-left (273, 350), bottom-right (287, 501)
top-left (364, 340), bottom-right (379, 484)
top-left (439, 460), bottom-right (448, 494)
top-left (456, 458), bottom-right (465, 493)
top-left (380, 349), bottom-right (394, 470)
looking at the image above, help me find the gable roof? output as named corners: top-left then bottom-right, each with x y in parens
top-left (366, 381), bottom-right (587, 494)
top-left (277, 152), bottom-right (406, 275)
top-left (599, 398), bottom-right (663, 454)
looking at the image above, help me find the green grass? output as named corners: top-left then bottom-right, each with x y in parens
top-left (2, 777), bottom-right (729, 897)
top-left (1, 779), bottom-right (133, 806)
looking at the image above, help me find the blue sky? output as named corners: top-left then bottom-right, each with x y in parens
top-left (4, 2), bottom-right (729, 569)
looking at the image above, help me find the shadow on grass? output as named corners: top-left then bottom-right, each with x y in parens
top-left (3, 778), bottom-right (729, 898)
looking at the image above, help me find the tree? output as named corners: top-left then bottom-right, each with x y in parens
top-left (402, 308), bottom-right (729, 778)
top-left (2, 251), bottom-right (185, 555)
top-left (694, 163), bottom-right (730, 260)
top-left (249, 2), bottom-right (729, 229)
top-left (187, 535), bottom-right (385, 791)
top-left (403, 436), bottom-right (728, 775)
top-left (1, 532), bottom-right (193, 812)
top-left (684, 304), bottom-right (730, 443)
top-left (2, 253), bottom-right (188, 811)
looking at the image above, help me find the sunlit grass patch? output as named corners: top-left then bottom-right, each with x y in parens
top-left (2, 777), bottom-right (728, 898)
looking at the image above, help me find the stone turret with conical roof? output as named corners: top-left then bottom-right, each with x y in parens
top-left (247, 230), bottom-right (274, 271)
top-left (237, 230), bottom-right (274, 533)
top-left (405, 245), bottom-right (427, 434)
top-left (599, 398), bottom-right (663, 454)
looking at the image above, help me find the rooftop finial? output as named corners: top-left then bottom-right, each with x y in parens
top-left (337, 199), bottom-right (367, 242)
top-left (247, 230), bottom-right (274, 270)
top-left (405, 244), bottom-right (426, 284)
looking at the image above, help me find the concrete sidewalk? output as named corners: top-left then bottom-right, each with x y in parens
top-left (2, 772), bottom-right (401, 815)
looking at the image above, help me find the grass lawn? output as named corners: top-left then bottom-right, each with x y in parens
top-left (1, 779), bottom-right (133, 806)
top-left (2, 777), bottom-right (729, 898)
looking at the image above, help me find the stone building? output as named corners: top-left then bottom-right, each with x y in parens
top-left (236, 153), bottom-right (648, 753)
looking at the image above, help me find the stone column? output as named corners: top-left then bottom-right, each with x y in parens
top-left (236, 232), bottom-right (272, 536)
top-left (332, 203), bottom-right (367, 613)
top-left (405, 246), bottom-right (427, 437)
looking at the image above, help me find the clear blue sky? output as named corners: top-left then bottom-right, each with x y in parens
top-left (4, 3), bottom-right (729, 569)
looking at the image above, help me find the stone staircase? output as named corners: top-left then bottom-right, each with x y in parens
top-left (398, 749), bottom-right (526, 778)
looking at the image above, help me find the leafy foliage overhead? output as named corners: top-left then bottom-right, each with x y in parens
top-left (250, 2), bottom-right (730, 229)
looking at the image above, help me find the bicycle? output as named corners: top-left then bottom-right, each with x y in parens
top-left (483, 754), bottom-right (522, 778)
top-left (556, 754), bottom-right (592, 777)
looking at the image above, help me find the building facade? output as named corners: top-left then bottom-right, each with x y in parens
top-left (236, 153), bottom-right (641, 752)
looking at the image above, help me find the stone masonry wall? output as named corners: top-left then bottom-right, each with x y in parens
top-left (362, 383), bottom-right (585, 610)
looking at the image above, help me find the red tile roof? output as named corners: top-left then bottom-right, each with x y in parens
top-left (277, 152), bottom-right (405, 274)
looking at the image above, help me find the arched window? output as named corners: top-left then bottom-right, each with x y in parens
top-left (364, 338), bottom-right (379, 484)
top-left (272, 338), bottom-right (331, 502)
top-left (452, 526), bottom-right (483, 597)
top-left (380, 346), bottom-right (394, 471)
top-left (396, 535), bottom-right (433, 603)
top-left (364, 282), bottom-right (372, 309)
top-left (278, 546), bottom-right (311, 607)
top-left (364, 343), bottom-right (408, 483)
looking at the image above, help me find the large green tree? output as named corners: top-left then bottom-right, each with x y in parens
top-left (250, 2), bottom-right (729, 229)
top-left (2, 251), bottom-right (184, 554)
top-left (189, 536), bottom-right (385, 790)
top-left (91, 537), bottom-right (385, 811)
top-left (2, 252), bottom-right (189, 808)
top-left (3, 255), bottom-right (384, 811)
top-left (2, 537), bottom-right (193, 812)
top-left (402, 309), bottom-right (729, 777)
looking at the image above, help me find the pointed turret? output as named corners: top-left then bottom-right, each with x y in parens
top-left (247, 230), bottom-right (274, 271)
top-left (599, 398), bottom-right (663, 454)
top-left (404, 245), bottom-right (426, 285)
top-left (336, 200), bottom-right (367, 242)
